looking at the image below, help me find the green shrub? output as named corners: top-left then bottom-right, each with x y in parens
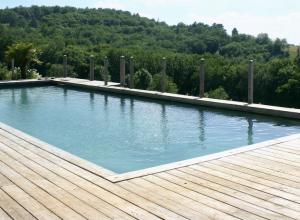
top-left (149, 74), bottom-right (178, 93)
top-left (205, 87), bottom-right (229, 100)
top-left (46, 64), bottom-right (77, 78)
top-left (133, 68), bottom-right (152, 89)
top-left (27, 69), bottom-right (41, 79)
top-left (0, 63), bottom-right (11, 80)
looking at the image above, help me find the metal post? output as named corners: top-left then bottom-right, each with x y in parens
top-left (248, 60), bottom-right (254, 104)
top-left (89, 55), bottom-right (95, 81)
top-left (199, 58), bottom-right (205, 98)
top-left (63, 55), bottom-right (67, 78)
top-left (129, 56), bottom-right (134, 89)
top-left (104, 57), bottom-right (109, 86)
top-left (11, 59), bottom-right (15, 80)
top-left (120, 56), bottom-right (125, 87)
top-left (161, 57), bottom-right (166, 93)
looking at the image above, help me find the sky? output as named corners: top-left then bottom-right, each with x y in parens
top-left (1, 0), bottom-right (299, 45)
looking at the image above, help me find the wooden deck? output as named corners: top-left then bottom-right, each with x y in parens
top-left (0, 125), bottom-right (300, 219)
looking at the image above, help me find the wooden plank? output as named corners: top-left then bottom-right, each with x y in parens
top-left (144, 174), bottom-right (260, 220)
top-left (0, 173), bottom-right (12, 188)
top-left (2, 185), bottom-right (59, 220)
top-left (180, 165), bottom-right (300, 212)
top-left (200, 162), bottom-right (300, 199)
top-left (280, 140), bottom-right (300, 148)
top-left (273, 143), bottom-right (300, 152)
top-left (245, 151), bottom-right (300, 168)
top-left (119, 179), bottom-right (210, 219)
top-left (220, 155), bottom-right (300, 183)
top-left (0, 161), bottom-right (85, 220)
top-left (141, 175), bottom-right (239, 220)
top-left (210, 159), bottom-right (300, 191)
top-left (0, 208), bottom-right (12, 220)
top-left (0, 149), bottom-right (110, 220)
top-left (234, 154), bottom-right (300, 177)
top-left (0, 141), bottom-right (135, 220)
top-left (256, 148), bottom-right (300, 163)
top-left (180, 166), bottom-right (300, 216)
top-left (0, 189), bottom-right (34, 220)
top-left (0, 135), bottom-right (165, 220)
top-left (271, 145), bottom-right (300, 156)
top-left (166, 169), bottom-right (295, 220)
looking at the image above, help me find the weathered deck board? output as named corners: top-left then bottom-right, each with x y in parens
top-left (0, 208), bottom-right (12, 220)
top-left (0, 125), bottom-right (300, 219)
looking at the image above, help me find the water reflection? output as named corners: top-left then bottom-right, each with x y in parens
top-left (63, 88), bottom-right (68, 96)
top-left (130, 98), bottom-right (135, 127)
top-left (120, 96), bottom-right (126, 115)
top-left (247, 116), bottom-right (254, 145)
top-left (198, 110), bottom-right (206, 148)
top-left (89, 92), bottom-right (95, 110)
top-left (161, 104), bottom-right (169, 146)
top-left (11, 89), bottom-right (16, 104)
top-left (20, 88), bottom-right (28, 105)
top-left (63, 88), bottom-right (68, 104)
top-left (103, 94), bottom-right (109, 118)
top-left (104, 94), bottom-right (108, 106)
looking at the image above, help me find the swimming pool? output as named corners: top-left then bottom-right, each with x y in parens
top-left (1, 84), bottom-right (300, 173)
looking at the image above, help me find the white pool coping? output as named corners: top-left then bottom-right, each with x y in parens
top-left (52, 78), bottom-right (300, 120)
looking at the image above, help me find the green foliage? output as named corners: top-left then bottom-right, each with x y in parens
top-left (0, 6), bottom-right (299, 107)
top-left (149, 74), bottom-right (178, 93)
top-left (205, 87), bottom-right (229, 100)
top-left (46, 64), bottom-right (64, 77)
top-left (0, 63), bottom-right (22, 80)
top-left (133, 69), bottom-right (152, 89)
top-left (5, 42), bottom-right (41, 79)
top-left (26, 69), bottom-right (41, 79)
top-left (0, 63), bottom-right (11, 80)
top-left (46, 63), bottom-right (77, 78)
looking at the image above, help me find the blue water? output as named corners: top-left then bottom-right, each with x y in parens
top-left (1, 85), bottom-right (300, 173)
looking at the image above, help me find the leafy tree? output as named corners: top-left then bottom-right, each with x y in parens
top-left (232, 28), bottom-right (238, 39)
top-left (272, 38), bottom-right (288, 57)
top-left (5, 43), bottom-right (41, 79)
top-left (296, 47), bottom-right (300, 67)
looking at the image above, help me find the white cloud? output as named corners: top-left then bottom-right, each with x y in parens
top-left (189, 11), bottom-right (300, 45)
top-left (94, 0), bottom-right (300, 45)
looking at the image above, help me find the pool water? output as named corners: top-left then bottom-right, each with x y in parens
top-left (1, 85), bottom-right (300, 173)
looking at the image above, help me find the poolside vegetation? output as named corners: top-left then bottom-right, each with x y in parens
top-left (0, 6), bottom-right (299, 107)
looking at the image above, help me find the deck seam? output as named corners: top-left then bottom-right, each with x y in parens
top-left (0, 173), bottom-right (62, 220)
top-left (0, 188), bottom-right (38, 220)
top-left (0, 154), bottom-right (92, 219)
top-left (198, 162), bottom-right (300, 206)
top-left (141, 174), bottom-right (254, 220)
top-left (165, 169), bottom-right (298, 220)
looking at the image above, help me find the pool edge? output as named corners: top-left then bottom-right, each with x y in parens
top-left (52, 78), bottom-right (300, 120)
top-left (1, 121), bottom-right (300, 183)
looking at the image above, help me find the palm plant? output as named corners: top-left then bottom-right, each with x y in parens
top-left (5, 43), bottom-right (41, 79)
